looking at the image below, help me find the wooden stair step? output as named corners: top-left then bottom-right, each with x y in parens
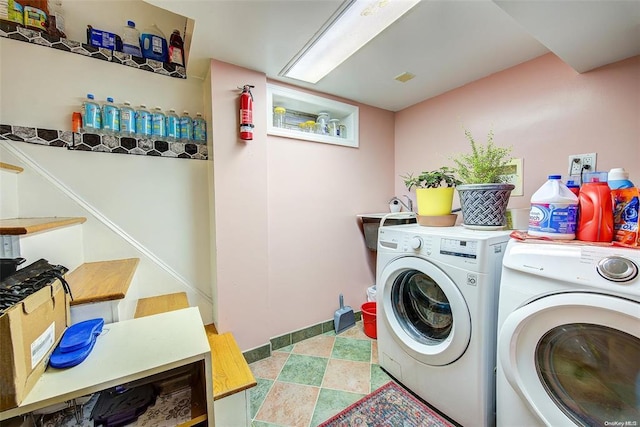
top-left (0, 217), bottom-right (86, 235)
top-left (0, 162), bottom-right (24, 173)
top-left (134, 292), bottom-right (189, 318)
top-left (66, 258), bottom-right (139, 305)
top-left (205, 325), bottom-right (257, 400)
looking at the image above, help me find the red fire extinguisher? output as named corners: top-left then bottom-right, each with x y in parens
top-left (239, 84), bottom-right (255, 140)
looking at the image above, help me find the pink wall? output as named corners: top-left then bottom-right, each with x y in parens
top-left (395, 54), bottom-right (640, 209)
top-left (266, 82), bottom-right (395, 342)
top-left (212, 53), bottom-right (638, 351)
top-left (210, 60), bottom-right (271, 348)
top-left (210, 63), bottom-right (395, 350)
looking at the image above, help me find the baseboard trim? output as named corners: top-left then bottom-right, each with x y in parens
top-left (243, 311), bottom-right (363, 364)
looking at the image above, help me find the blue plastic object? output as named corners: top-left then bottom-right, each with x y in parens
top-left (49, 318), bottom-right (104, 369)
top-left (59, 318), bottom-right (104, 352)
top-left (49, 334), bottom-right (99, 368)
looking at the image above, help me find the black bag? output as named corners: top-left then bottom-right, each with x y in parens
top-left (0, 258), bottom-right (70, 314)
top-left (90, 384), bottom-right (157, 427)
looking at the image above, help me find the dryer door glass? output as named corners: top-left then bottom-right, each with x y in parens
top-left (536, 324), bottom-right (640, 426)
top-left (391, 269), bottom-right (453, 343)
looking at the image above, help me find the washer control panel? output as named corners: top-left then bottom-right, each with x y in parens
top-left (440, 238), bottom-right (478, 259)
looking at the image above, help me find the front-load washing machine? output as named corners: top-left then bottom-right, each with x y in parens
top-left (376, 224), bottom-right (511, 427)
top-left (497, 240), bottom-right (640, 426)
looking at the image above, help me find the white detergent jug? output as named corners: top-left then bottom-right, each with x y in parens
top-left (529, 175), bottom-right (578, 240)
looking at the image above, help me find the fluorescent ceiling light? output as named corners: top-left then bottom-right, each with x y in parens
top-left (281, 0), bottom-right (420, 84)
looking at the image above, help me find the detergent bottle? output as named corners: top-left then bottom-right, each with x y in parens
top-left (528, 175), bottom-right (578, 240)
top-left (608, 168), bottom-right (634, 190)
top-left (140, 24), bottom-right (168, 62)
top-left (576, 172), bottom-right (614, 242)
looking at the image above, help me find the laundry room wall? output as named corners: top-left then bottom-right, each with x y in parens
top-left (394, 53), bottom-right (640, 208)
top-left (0, 2), bottom-right (213, 320)
top-left (208, 60), bottom-right (395, 350)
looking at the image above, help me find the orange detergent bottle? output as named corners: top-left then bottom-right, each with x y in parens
top-left (576, 172), bottom-right (614, 242)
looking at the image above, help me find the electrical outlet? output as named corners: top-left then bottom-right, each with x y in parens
top-left (568, 153), bottom-right (597, 176)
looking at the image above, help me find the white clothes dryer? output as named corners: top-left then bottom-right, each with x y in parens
top-left (376, 224), bottom-right (511, 427)
top-left (497, 240), bottom-right (640, 426)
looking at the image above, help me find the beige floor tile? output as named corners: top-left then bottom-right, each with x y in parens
top-left (292, 334), bottom-right (335, 358)
top-left (254, 381), bottom-right (320, 427)
top-left (371, 340), bottom-right (379, 364)
top-left (322, 358), bottom-right (371, 394)
top-left (338, 321), bottom-right (370, 340)
top-left (250, 351), bottom-right (290, 380)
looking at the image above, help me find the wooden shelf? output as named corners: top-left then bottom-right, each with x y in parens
top-left (66, 258), bottom-right (139, 305)
top-left (0, 217), bottom-right (86, 235)
top-left (205, 327), bottom-right (257, 400)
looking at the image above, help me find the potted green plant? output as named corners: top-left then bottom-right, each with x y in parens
top-left (451, 128), bottom-right (515, 228)
top-left (402, 167), bottom-right (461, 216)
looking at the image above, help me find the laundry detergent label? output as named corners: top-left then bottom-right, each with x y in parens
top-left (529, 203), bottom-right (577, 234)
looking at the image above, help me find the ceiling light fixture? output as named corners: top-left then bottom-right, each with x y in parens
top-left (280, 0), bottom-right (420, 84)
top-left (394, 71), bottom-right (415, 83)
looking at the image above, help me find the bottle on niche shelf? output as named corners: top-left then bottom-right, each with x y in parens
top-left (165, 108), bottom-right (179, 142)
top-left (119, 101), bottom-right (136, 136)
top-left (141, 24), bottom-right (168, 62)
top-left (192, 113), bottom-right (207, 144)
top-left (102, 97), bottom-right (120, 135)
top-left (135, 104), bottom-right (152, 138)
top-left (122, 20), bottom-right (142, 56)
top-left (151, 107), bottom-right (166, 139)
top-left (168, 29), bottom-right (185, 67)
top-left (82, 93), bottom-right (101, 132)
top-left (178, 111), bottom-right (192, 142)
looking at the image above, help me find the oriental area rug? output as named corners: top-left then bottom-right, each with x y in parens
top-left (319, 381), bottom-right (455, 427)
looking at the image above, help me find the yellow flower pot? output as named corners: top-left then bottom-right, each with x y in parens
top-left (416, 187), bottom-right (455, 216)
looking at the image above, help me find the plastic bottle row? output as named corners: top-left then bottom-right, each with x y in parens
top-left (80, 94), bottom-right (207, 143)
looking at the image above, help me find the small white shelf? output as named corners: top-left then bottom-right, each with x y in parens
top-left (0, 307), bottom-right (213, 424)
top-left (266, 83), bottom-right (359, 148)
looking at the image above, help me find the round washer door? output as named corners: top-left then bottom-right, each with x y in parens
top-left (379, 256), bottom-right (471, 366)
top-left (498, 293), bottom-right (640, 426)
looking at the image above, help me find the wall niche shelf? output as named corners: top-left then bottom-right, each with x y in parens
top-left (266, 84), bottom-right (359, 148)
top-left (0, 21), bottom-right (186, 79)
top-left (0, 124), bottom-right (207, 160)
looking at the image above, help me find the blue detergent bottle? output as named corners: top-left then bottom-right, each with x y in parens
top-left (140, 24), bottom-right (168, 62)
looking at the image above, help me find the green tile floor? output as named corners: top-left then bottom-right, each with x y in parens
top-left (249, 320), bottom-right (394, 427)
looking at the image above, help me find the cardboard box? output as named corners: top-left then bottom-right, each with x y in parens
top-left (0, 279), bottom-right (70, 411)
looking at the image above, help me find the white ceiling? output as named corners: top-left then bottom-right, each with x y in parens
top-left (146, 0), bottom-right (640, 112)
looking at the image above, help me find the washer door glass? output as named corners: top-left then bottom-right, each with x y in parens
top-left (392, 269), bottom-right (453, 343)
top-left (536, 324), bottom-right (640, 426)
top-left (380, 256), bottom-right (471, 366)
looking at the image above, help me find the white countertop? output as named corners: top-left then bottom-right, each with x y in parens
top-left (1, 307), bottom-right (211, 420)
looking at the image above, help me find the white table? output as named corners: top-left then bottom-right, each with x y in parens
top-left (0, 307), bottom-right (214, 425)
